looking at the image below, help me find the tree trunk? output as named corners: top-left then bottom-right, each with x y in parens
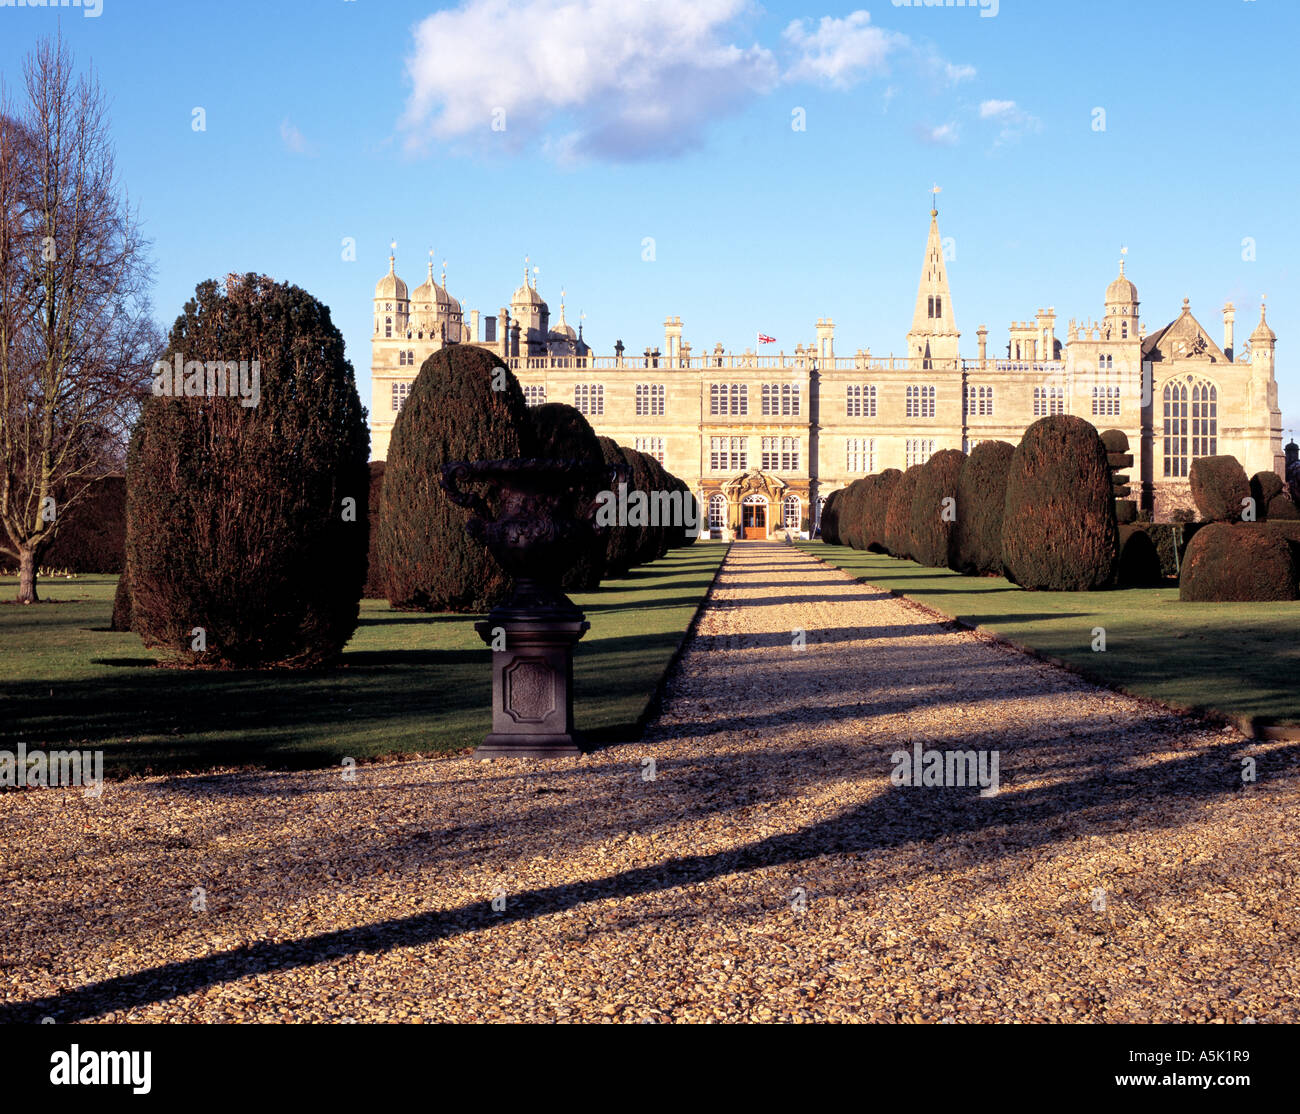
top-left (17, 546), bottom-right (39, 604)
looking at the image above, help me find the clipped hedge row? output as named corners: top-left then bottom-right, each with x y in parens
top-left (953, 440), bottom-right (1013, 575)
top-left (909, 449), bottom-right (965, 568)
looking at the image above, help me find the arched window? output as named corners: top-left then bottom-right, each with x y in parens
top-left (385, 317), bottom-right (392, 338)
top-left (1162, 381), bottom-right (1189, 477)
top-left (783, 495), bottom-right (801, 530)
top-left (1192, 380), bottom-right (1218, 460)
top-left (708, 493), bottom-right (727, 530)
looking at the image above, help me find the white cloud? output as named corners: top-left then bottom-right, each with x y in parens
top-left (916, 121), bottom-right (958, 146)
top-left (781, 11), bottom-right (907, 89)
top-left (279, 118), bottom-right (314, 156)
top-left (978, 98), bottom-right (1041, 144)
top-left (979, 99), bottom-right (1017, 119)
top-left (401, 0), bottom-right (778, 162)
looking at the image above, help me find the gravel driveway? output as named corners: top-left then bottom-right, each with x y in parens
top-left (3, 541), bottom-right (1296, 1022)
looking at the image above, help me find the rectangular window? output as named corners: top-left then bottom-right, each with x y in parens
top-left (966, 384), bottom-right (994, 416)
top-left (846, 438), bottom-right (875, 473)
top-left (905, 439), bottom-right (935, 468)
top-left (523, 384), bottom-right (546, 407)
top-left (575, 383), bottom-right (605, 416)
top-left (391, 381), bottom-right (411, 411)
top-left (635, 436), bottom-right (665, 463)
top-left (781, 383), bottom-right (800, 416)
top-left (710, 383), bottom-right (748, 416)
top-left (781, 436), bottom-right (799, 471)
top-left (761, 436), bottom-right (778, 471)
top-left (710, 436), bottom-right (748, 471)
top-left (906, 384), bottom-right (935, 419)
top-left (1091, 386), bottom-right (1120, 417)
top-left (636, 383), bottom-right (665, 416)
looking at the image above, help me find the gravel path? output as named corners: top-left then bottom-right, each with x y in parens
top-left (3, 541), bottom-right (1297, 1023)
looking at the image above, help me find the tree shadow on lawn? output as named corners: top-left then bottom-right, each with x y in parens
top-left (6, 703), bottom-right (1285, 1024)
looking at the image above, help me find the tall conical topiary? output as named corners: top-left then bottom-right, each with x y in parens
top-left (124, 274), bottom-right (370, 667)
top-left (528, 402), bottom-right (606, 591)
top-left (376, 345), bottom-right (533, 611)
top-left (1002, 415), bottom-right (1119, 591)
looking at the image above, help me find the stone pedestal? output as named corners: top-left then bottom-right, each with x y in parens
top-left (473, 595), bottom-right (589, 758)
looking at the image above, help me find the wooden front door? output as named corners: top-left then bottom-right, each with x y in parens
top-left (742, 501), bottom-right (767, 539)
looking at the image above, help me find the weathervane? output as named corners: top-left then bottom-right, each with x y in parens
top-left (930, 183), bottom-right (942, 213)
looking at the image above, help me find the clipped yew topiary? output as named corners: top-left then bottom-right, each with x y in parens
top-left (837, 478), bottom-right (871, 550)
top-left (1116, 525), bottom-right (1163, 586)
top-left (1179, 523), bottom-right (1299, 602)
top-left (909, 449), bottom-right (966, 568)
top-left (529, 402), bottom-right (606, 590)
top-left (953, 440), bottom-right (1014, 575)
top-left (1001, 415), bottom-right (1119, 591)
top-left (820, 488), bottom-right (844, 544)
top-left (125, 274), bottom-right (370, 666)
top-left (884, 466), bottom-right (925, 560)
top-left (1189, 455), bottom-right (1250, 523)
top-left (597, 436), bottom-right (637, 576)
top-left (864, 469), bottom-right (902, 553)
top-left (376, 344), bottom-right (532, 612)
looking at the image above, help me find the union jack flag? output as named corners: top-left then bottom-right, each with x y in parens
top-left (757, 332), bottom-right (776, 344)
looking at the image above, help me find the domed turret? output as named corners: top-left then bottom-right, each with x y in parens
top-left (549, 290), bottom-right (577, 341)
top-left (375, 251), bottom-right (408, 302)
top-left (1105, 257), bottom-right (1138, 307)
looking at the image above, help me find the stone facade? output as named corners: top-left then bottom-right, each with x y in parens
top-left (370, 214), bottom-right (1283, 533)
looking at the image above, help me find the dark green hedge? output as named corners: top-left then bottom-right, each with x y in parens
top-left (909, 449), bottom-right (965, 568)
top-left (1189, 455), bottom-right (1250, 522)
top-left (864, 469), bottom-right (902, 553)
top-left (363, 461), bottom-right (386, 599)
top-left (125, 274), bottom-right (370, 666)
top-left (884, 466), bottom-right (925, 560)
top-left (529, 402), bottom-right (606, 590)
top-left (1133, 521), bottom-right (1206, 579)
top-left (1001, 415), bottom-right (1118, 591)
top-left (43, 476), bottom-right (126, 574)
top-left (1180, 523), bottom-right (1299, 602)
top-left (837, 478), bottom-right (871, 550)
top-left (820, 488), bottom-right (844, 545)
top-left (376, 345), bottom-right (532, 612)
top-left (953, 441), bottom-right (1014, 575)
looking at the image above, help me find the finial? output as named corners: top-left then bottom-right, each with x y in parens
top-left (930, 183), bottom-right (941, 216)
top-left (532, 265), bottom-right (539, 290)
top-left (426, 249), bottom-right (434, 281)
top-left (523, 255), bottom-right (529, 285)
top-left (1183, 297), bottom-right (1190, 311)
top-left (441, 259), bottom-right (447, 287)
top-left (389, 239), bottom-right (397, 268)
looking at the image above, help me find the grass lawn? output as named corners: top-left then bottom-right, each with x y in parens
top-left (797, 541), bottom-right (1300, 734)
top-left (0, 544), bottom-right (727, 776)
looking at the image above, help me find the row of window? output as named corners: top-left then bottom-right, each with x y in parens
top-left (706, 493), bottom-right (803, 530)
top-left (1163, 382), bottom-right (1216, 477)
top-left (759, 436), bottom-right (801, 472)
top-left (634, 436), bottom-right (665, 463)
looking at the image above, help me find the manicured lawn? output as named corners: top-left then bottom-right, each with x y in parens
top-left (0, 544), bottom-right (727, 776)
top-left (798, 541), bottom-right (1300, 732)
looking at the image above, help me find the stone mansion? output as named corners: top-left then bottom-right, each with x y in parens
top-left (370, 212), bottom-right (1283, 537)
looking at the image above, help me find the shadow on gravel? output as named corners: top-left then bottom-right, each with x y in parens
top-left (8, 715), bottom-right (1290, 1024)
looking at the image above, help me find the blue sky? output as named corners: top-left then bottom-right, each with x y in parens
top-left (2, 0), bottom-right (1297, 434)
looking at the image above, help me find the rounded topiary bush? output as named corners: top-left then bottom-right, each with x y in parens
top-left (820, 488), bottom-right (843, 545)
top-left (953, 440), bottom-right (1014, 575)
top-left (837, 478), bottom-right (871, 550)
top-left (1100, 429), bottom-right (1129, 454)
top-left (1179, 523), bottom-right (1299, 602)
top-left (909, 449), bottom-right (966, 568)
top-left (628, 449), bottom-right (665, 566)
top-left (884, 465), bottom-right (925, 559)
top-left (597, 436), bottom-right (636, 576)
top-left (864, 469), bottom-right (901, 553)
top-left (529, 402), bottom-right (606, 590)
top-left (125, 274), bottom-right (370, 666)
top-left (1001, 415), bottom-right (1119, 591)
top-left (1189, 455), bottom-right (1250, 523)
top-left (1116, 525), bottom-right (1163, 587)
top-left (376, 344), bottom-right (532, 612)
top-left (1268, 492), bottom-right (1299, 521)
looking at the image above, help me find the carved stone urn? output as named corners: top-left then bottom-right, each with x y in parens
top-left (441, 457), bottom-right (612, 758)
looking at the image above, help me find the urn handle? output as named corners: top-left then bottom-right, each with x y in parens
top-left (441, 461), bottom-right (493, 519)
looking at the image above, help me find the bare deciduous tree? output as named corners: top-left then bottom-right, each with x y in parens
top-left (0, 34), bottom-right (158, 603)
